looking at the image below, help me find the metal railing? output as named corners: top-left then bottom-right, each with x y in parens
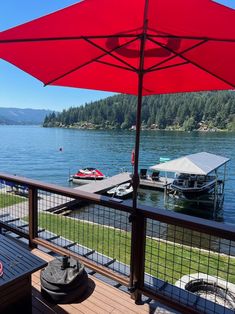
top-left (1, 172), bottom-right (235, 314)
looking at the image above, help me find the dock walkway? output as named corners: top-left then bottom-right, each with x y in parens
top-left (140, 176), bottom-right (173, 190)
top-left (75, 172), bottom-right (131, 194)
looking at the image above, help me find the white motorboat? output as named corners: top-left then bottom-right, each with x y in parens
top-left (107, 183), bottom-right (133, 199)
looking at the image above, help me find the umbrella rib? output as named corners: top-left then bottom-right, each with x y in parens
top-left (148, 61), bottom-right (189, 72)
top-left (149, 38), bottom-right (235, 89)
top-left (0, 34), bottom-right (140, 44)
top-left (83, 37), bottom-right (138, 72)
top-left (145, 39), bottom-right (208, 72)
top-left (0, 26), bottom-right (235, 44)
top-left (44, 37), bottom-right (137, 86)
top-left (95, 60), bottom-right (134, 72)
top-left (147, 33), bottom-right (235, 43)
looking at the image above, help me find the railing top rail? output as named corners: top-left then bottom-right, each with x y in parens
top-left (138, 203), bottom-right (235, 241)
top-left (1, 172), bottom-right (235, 241)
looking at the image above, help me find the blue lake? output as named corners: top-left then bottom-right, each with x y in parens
top-left (0, 125), bottom-right (235, 225)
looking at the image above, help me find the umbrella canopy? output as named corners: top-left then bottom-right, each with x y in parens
top-left (0, 0), bottom-right (235, 207)
top-left (150, 152), bottom-right (230, 175)
top-left (0, 0), bottom-right (235, 94)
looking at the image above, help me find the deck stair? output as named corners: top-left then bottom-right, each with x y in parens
top-left (45, 199), bottom-right (82, 215)
top-left (4, 217), bottom-right (20, 223)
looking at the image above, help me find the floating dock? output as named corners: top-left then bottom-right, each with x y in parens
top-left (75, 172), bottom-right (132, 194)
top-left (75, 173), bottom-right (174, 194)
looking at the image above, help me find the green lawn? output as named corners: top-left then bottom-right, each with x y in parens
top-left (38, 212), bottom-right (235, 284)
top-left (0, 193), bottom-right (26, 208)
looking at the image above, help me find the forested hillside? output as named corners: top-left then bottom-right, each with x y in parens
top-left (43, 91), bottom-right (235, 131)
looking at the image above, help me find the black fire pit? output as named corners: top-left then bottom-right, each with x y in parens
top-left (40, 256), bottom-right (88, 303)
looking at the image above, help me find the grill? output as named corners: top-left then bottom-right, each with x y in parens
top-left (40, 256), bottom-right (88, 303)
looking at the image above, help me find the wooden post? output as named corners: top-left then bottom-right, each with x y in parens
top-left (222, 163), bottom-right (227, 195)
top-left (28, 186), bottom-right (38, 248)
top-left (129, 212), bottom-right (146, 303)
top-left (213, 170), bottom-right (218, 218)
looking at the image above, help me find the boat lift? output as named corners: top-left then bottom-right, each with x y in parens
top-left (150, 152), bottom-right (230, 217)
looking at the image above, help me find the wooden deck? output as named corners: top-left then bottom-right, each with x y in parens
top-left (31, 249), bottom-right (149, 314)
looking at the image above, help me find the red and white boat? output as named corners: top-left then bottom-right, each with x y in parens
top-left (70, 168), bottom-right (106, 185)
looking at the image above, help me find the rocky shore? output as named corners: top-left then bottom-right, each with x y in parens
top-left (44, 121), bottom-right (228, 132)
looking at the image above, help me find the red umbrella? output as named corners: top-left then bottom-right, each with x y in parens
top-left (0, 0), bottom-right (235, 208)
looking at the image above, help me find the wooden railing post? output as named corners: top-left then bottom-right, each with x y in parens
top-left (129, 211), bottom-right (146, 304)
top-left (28, 186), bottom-right (38, 248)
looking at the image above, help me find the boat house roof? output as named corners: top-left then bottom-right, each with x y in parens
top-left (150, 152), bottom-right (230, 175)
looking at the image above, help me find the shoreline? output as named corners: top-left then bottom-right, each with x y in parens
top-left (43, 124), bottom-right (232, 133)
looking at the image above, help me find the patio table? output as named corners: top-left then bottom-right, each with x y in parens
top-left (0, 235), bottom-right (47, 313)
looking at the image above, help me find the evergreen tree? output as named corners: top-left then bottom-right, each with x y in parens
top-left (43, 91), bottom-right (235, 131)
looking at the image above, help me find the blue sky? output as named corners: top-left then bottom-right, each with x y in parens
top-left (0, 1), bottom-right (115, 110)
top-left (0, 0), bottom-right (234, 111)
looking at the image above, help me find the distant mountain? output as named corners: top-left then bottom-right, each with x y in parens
top-left (0, 108), bottom-right (55, 125)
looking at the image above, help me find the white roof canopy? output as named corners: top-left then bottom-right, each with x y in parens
top-left (150, 152), bottom-right (230, 175)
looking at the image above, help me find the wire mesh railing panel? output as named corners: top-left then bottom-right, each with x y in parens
top-left (144, 219), bottom-right (235, 314)
top-left (0, 178), bottom-right (29, 236)
top-left (37, 189), bottom-right (131, 277)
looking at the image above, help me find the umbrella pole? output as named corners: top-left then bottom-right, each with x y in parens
top-left (132, 72), bottom-right (143, 209)
top-left (130, 0), bottom-right (149, 303)
top-left (132, 0), bottom-right (149, 208)
top-left (129, 74), bottom-right (148, 303)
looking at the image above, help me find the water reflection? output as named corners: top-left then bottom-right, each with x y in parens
top-left (138, 187), bottom-right (224, 222)
top-left (173, 200), bottom-right (224, 222)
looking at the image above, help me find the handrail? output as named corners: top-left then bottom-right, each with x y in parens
top-left (138, 203), bottom-right (235, 241)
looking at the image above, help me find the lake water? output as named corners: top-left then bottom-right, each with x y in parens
top-left (0, 125), bottom-right (235, 225)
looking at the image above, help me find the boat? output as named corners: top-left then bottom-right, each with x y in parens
top-left (107, 183), bottom-right (133, 199)
top-left (70, 168), bottom-right (106, 184)
top-left (150, 152), bottom-right (230, 200)
top-left (171, 174), bottom-right (217, 199)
